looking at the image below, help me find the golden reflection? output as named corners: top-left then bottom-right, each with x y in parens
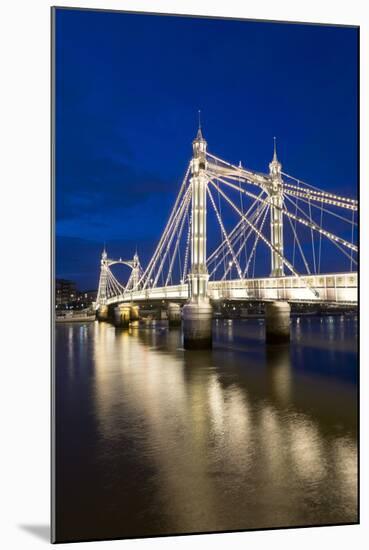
top-left (332, 437), bottom-right (357, 505)
top-left (259, 405), bottom-right (284, 476)
top-left (288, 416), bottom-right (326, 482)
top-left (226, 319), bottom-right (234, 340)
top-left (64, 317), bottom-right (359, 531)
top-left (67, 325), bottom-right (74, 380)
top-left (208, 376), bottom-right (225, 436)
top-left (224, 388), bottom-right (253, 473)
top-left (265, 345), bottom-right (292, 407)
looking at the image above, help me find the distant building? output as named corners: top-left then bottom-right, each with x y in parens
top-left (78, 290), bottom-right (97, 306)
top-left (56, 279), bottom-right (77, 306)
top-left (55, 279), bottom-right (97, 310)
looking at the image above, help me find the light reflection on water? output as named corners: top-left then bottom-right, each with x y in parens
top-left (55, 316), bottom-right (357, 542)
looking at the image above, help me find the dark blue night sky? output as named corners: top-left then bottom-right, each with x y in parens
top-left (55, 8), bottom-right (358, 291)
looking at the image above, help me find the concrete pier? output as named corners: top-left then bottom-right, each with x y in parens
top-left (114, 304), bottom-right (131, 328)
top-left (129, 304), bottom-right (140, 322)
top-left (182, 300), bottom-right (213, 349)
top-left (96, 305), bottom-right (109, 322)
top-left (167, 302), bottom-right (181, 328)
top-left (265, 301), bottom-right (291, 344)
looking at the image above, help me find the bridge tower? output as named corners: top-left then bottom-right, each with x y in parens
top-left (266, 139), bottom-right (290, 342)
top-left (96, 248), bottom-right (109, 320)
top-left (131, 251), bottom-right (141, 290)
top-left (269, 138), bottom-right (284, 277)
top-left (188, 124), bottom-right (209, 300)
top-left (182, 120), bottom-right (213, 348)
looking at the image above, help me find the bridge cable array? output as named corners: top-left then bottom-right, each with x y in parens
top-left (97, 146), bottom-right (357, 305)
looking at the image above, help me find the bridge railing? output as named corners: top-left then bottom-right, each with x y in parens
top-left (105, 283), bottom-right (189, 305)
top-left (208, 272), bottom-right (357, 303)
top-left (103, 272), bottom-right (357, 306)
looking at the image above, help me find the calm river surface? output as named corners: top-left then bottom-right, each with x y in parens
top-left (55, 316), bottom-right (358, 542)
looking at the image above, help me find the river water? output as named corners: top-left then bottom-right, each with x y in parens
top-left (54, 315), bottom-right (358, 542)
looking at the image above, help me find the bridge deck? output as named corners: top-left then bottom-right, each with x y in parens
top-left (104, 272), bottom-right (357, 306)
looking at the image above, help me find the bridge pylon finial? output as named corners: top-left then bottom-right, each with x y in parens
top-left (194, 109), bottom-right (205, 143)
top-left (269, 136), bottom-right (282, 176)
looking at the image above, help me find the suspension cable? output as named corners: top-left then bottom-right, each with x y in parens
top-left (213, 166), bottom-right (227, 278)
top-left (140, 162), bottom-right (191, 288)
top-left (144, 183), bottom-right (191, 288)
top-left (165, 191), bottom-right (191, 286)
top-left (206, 151), bottom-right (269, 188)
top-left (205, 152), bottom-right (357, 209)
top-left (350, 209), bottom-right (355, 272)
top-left (284, 189), bottom-right (357, 225)
top-left (207, 188), bottom-right (266, 265)
top-left (283, 198), bottom-right (311, 275)
top-left (308, 195), bottom-right (317, 273)
top-left (207, 177), bottom-right (320, 297)
top-left (182, 211), bottom-right (192, 283)
top-left (208, 172), bottom-right (357, 253)
top-left (292, 179), bottom-right (298, 266)
top-left (281, 172), bottom-right (358, 206)
top-left (208, 179), bottom-right (298, 277)
top-left (239, 203), bottom-right (266, 278)
top-left (207, 185), bottom-right (243, 279)
top-left (282, 186), bottom-right (357, 210)
top-left (284, 194), bottom-right (357, 265)
top-left (108, 268), bottom-right (125, 297)
top-left (318, 200), bottom-right (323, 274)
top-left (152, 185), bottom-right (192, 288)
top-left (208, 203), bottom-right (265, 279)
top-left (243, 202), bottom-right (270, 278)
top-left (238, 162), bottom-right (247, 269)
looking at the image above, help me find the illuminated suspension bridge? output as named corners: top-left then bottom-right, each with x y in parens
top-left (96, 123), bottom-right (357, 347)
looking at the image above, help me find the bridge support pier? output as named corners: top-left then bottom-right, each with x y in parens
top-left (167, 302), bottom-right (181, 328)
top-left (182, 300), bottom-right (213, 349)
top-left (265, 301), bottom-right (291, 344)
top-left (96, 305), bottom-right (109, 322)
top-left (129, 304), bottom-right (140, 322)
top-left (114, 304), bottom-right (131, 328)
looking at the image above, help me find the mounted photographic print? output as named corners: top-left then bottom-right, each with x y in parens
top-left (51, 6), bottom-right (359, 544)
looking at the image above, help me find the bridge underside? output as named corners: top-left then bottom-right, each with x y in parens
top-left (103, 272), bottom-right (357, 307)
